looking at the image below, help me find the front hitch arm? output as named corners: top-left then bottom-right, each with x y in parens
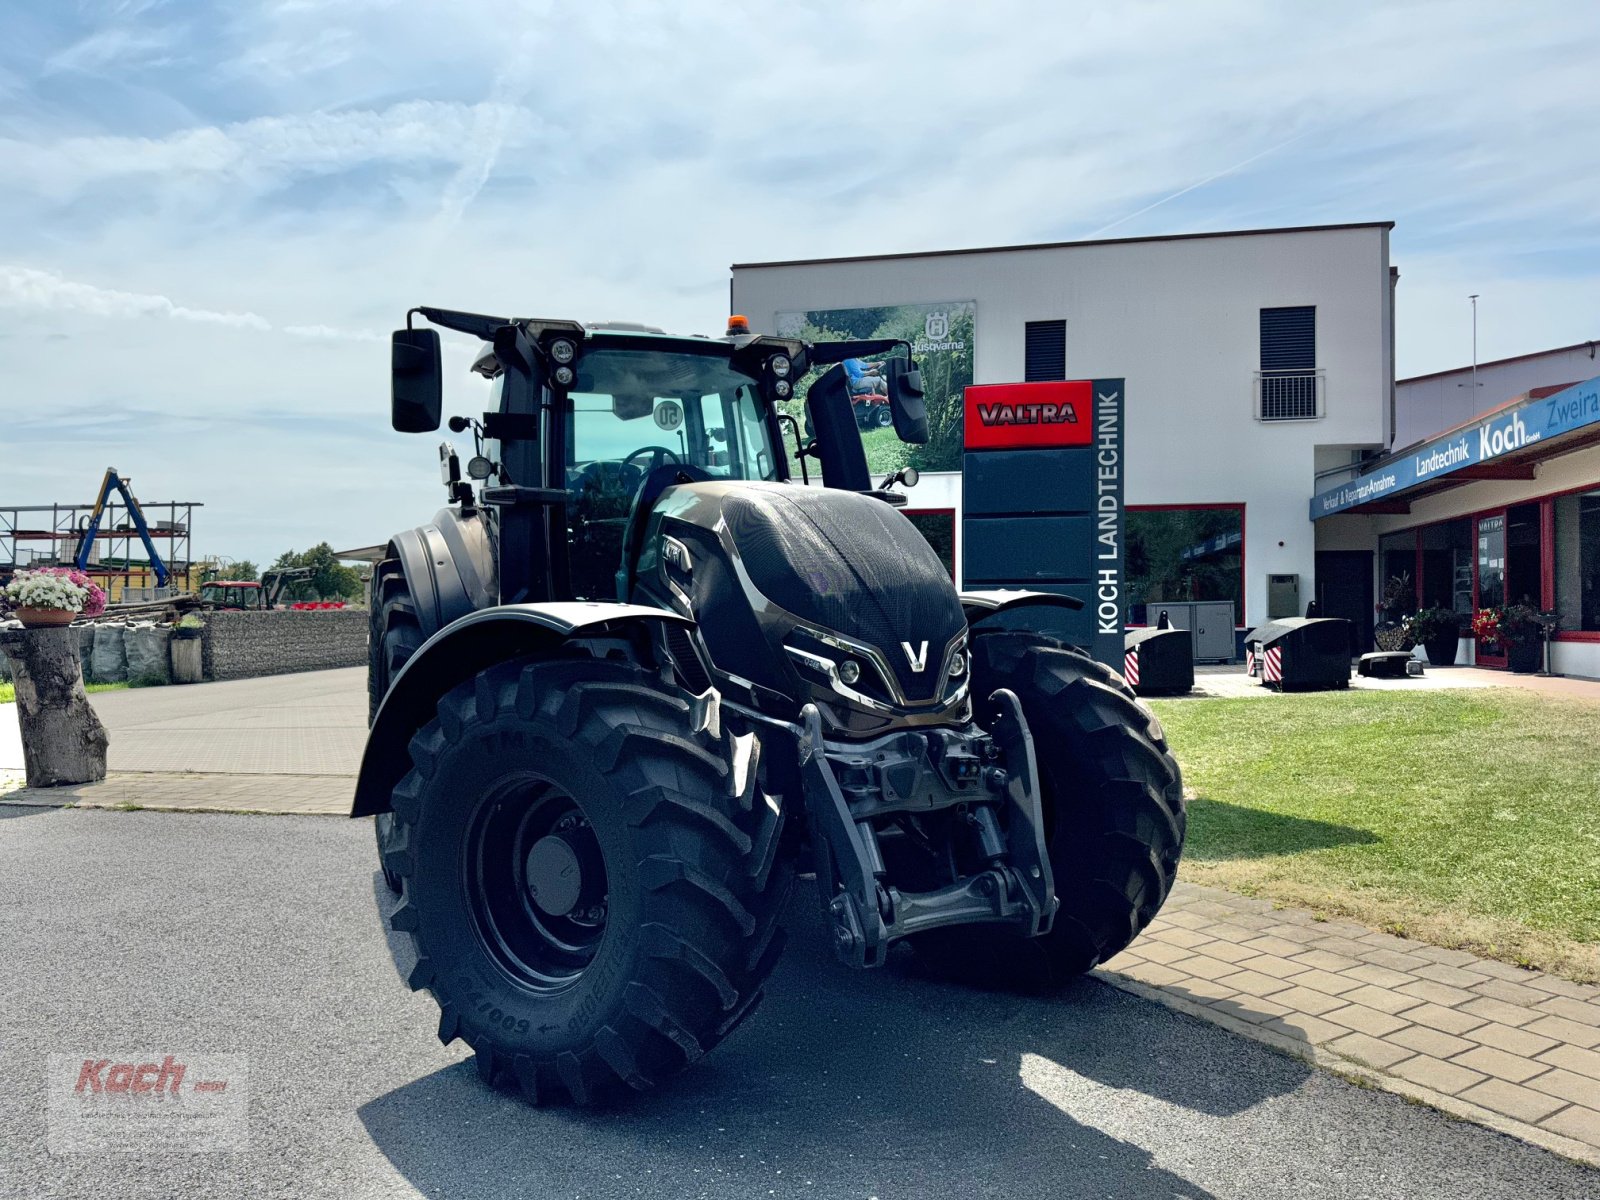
top-left (985, 687), bottom-right (1057, 937)
top-left (798, 694), bottom-right (1057, 969)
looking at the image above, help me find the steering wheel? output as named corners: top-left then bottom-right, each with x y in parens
top-left (623, 445), bottom-right (682, 474)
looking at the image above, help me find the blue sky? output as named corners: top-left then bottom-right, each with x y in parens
top-left (2, 0), bottom-right (1597, 567)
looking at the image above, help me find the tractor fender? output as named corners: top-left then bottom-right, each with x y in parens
top-left (389, 507), bottom-right (496, 637)
top-left (351, 602), bottom-right (694, 818)
top-left (960, 589), bottom-right (1085, 630)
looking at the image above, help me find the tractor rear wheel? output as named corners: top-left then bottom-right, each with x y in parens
top-left (911, 632), bottom-right (1185, 990)
top-left (369, 559), bottom-right (423, 893)
top-left (383, 657), bottom-right (791, 1104)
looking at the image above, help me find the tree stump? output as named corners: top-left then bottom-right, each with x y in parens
top-left (0, 627), bottom-right (109, 787)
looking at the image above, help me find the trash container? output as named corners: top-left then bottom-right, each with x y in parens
top-left (1124, 626), bottom-right (1194, 695)
top-left (1244, 617), bottom-right (1353, 691)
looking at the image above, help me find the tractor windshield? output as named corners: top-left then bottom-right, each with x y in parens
top-left (563, 348), bottom-right (781, 487)
top-left (561, 345), bottom-right (782, 600)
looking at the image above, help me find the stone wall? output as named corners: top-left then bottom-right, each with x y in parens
top-left (202, 609), bottom-right (369, 681)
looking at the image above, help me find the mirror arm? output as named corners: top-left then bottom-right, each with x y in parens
top-left (778, 414), bottom-right (810, 485)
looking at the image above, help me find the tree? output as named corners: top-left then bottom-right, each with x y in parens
top-left (270, 543), bottom-right (363, 602)
top-left (230, 560), bottom-right (260, 582)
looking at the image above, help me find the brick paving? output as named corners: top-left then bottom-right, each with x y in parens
top-left (1098, 881), bottom-right (1600, 1165)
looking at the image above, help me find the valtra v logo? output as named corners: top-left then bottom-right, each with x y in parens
top-left (963, 380), bottom-right (1095, 451)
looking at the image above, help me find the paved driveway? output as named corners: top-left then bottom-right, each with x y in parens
top-left (1, 807), bottom-right (1595, 1200)
top-left (1, 668), bottom-right (364, 809)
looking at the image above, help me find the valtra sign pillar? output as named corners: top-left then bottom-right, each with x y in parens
top-left (960, 379), bottom-right (1126, 670)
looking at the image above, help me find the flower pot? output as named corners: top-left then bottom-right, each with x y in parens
top-left (1424, 633), bottom-right (1460, 667)
top-left (1508, 641), bottom-right (1541, 674)
top-left (13, 606), bottom-right (77, 628)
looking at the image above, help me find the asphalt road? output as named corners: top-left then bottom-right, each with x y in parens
top-left (1, 807), bottom-right (1596, 1200)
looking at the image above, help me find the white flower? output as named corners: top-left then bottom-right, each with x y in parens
top-left (2, 570), bottom-right (92, 613)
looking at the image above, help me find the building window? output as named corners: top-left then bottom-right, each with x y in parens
top-left (1024, 320), bottom-right (1066, 382)
top-left (1257, 305), bottom-right (1322, 421)
top-left (903, 509), bottom-right (956, 578)
top-left (1125, 506), bottom-right (1244, 624)
top-left (1554, 489), bottom-right (1600, 631)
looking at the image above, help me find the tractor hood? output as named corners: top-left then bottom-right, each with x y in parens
top-left (636, 481), bottom-right (969, 735)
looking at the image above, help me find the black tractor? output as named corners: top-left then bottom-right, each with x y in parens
top-left (356, 308), bottom-right (1184, 1104)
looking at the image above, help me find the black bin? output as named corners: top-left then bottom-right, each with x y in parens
top-left (1244, 618), bottom-right (1353, 691)
top-left (1123, 627), bottom-right (1194, 695)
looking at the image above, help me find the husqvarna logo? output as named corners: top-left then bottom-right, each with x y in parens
top-left (924, 312), bottom-right (948, 341)
top-left (901, 641), bottom-right (929, 672)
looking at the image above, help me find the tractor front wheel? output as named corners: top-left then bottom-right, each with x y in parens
top-left (911, 632), bottom-right (1185, 990)
top-left (383, 658), bottom-right (791, 1104)
top-left (369, 558), bottom-right (424, 894)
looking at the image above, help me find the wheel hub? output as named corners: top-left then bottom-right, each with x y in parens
top-left (465, 784), bottom-right (610, 992)
top-left (525, 834), bottom-right (583, 916)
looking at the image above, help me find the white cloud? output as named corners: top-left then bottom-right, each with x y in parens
top-left (0, 265), bottom-right (271, 330)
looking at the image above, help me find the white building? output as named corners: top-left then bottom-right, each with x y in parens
top-left (732, 222), bottom-right (1397, 643)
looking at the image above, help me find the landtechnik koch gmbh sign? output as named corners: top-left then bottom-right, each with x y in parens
top-left (1311, 376), bottom-right (1600, 519)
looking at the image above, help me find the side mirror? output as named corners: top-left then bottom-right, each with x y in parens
top-left (884, 357), bottom-right (928, 444)
top-left (391, 328), bottom-right (442, 433)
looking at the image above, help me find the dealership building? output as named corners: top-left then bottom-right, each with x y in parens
top-left (730, 225), bottom-right (1600, 678)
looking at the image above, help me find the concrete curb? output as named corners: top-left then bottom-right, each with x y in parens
top-left (1096, 968), bottom-right (1600, 1169)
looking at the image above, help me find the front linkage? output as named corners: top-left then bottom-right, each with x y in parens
top-left (796, 689), bottom-right (1057, 969)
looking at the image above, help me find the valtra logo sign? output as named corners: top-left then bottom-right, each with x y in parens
top-left (963, 381), bottom-right (1094, 450)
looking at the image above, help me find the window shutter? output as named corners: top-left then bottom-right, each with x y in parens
top-left (1024, 320), bottom-right (1067, 382)
top-left (1260, 307), bottom-right (1315, 371)
top-left (1258, 306), bottom-right (1318, 420)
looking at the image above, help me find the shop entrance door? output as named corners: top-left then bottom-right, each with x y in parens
top-left (1475, 512), bottom-right (1508, 668)
top-left (1315, 550), bottom-right (1374, 657)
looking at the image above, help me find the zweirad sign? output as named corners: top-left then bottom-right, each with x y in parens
top-left (960, 379), bottom-right (1125, 670)
top-left (1311, 376), bottom-right (1600, 519)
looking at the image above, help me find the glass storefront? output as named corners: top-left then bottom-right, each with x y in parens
top-left (1419, 519), bottom-right (1473, 615)
top-left (1554, 489), bottom-right (1600, 632)
top-left (1476, 514), bottom-right (1506, 610)
top-left (1378, 530), bottom-right (1416, 620)
top-left (1125, 506), bottom-right (1244, 624)
top-left (1376, 483), bottom-right (1600, 667)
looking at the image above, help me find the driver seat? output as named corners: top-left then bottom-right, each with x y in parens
top-left (614, 462), bottom-right (711, 600)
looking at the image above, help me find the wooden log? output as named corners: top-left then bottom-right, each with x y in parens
top-left (0, 627), bottom-right (109, 787)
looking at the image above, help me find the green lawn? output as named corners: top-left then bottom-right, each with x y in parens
top-left (1148, 689), bottom-right (1600, 981)
top-left (0, 681), bottom-right (128, 705)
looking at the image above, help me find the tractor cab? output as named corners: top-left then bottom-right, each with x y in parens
top-left (200, 580), bottom-right (263, 610)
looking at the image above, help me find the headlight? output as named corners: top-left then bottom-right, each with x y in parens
top-left (553, 365), bottom-right (575, 387)
top-left (774, 379), bottom-right (792, 399)
top-left (838, 660), bottom-right (861, 685)
top-left (949, 650), bottom-right (966, 677)
top-left (549, 338), bottom-right (576, 364)
top-left (770, 354), bottom-right (791, 379)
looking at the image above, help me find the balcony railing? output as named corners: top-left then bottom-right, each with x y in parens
top-left (1254, 369), bottom-right (1325, 422)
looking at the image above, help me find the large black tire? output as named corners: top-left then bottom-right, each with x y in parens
top-left (384, 657), bottom-right (792, 1104)
top-left (369, 559), bottom-right (424, 894)
top-left (911, 631), bottom-right (1185, 990)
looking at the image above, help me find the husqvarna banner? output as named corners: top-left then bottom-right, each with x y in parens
top-left (774, 301), bottom-right (976, 474)
top-left (1311, 376), bottom-right (1600, 519)
top-left (961, 379), bottom-right (1125, 671)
